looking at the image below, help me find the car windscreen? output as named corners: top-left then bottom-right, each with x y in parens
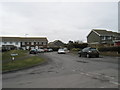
top-left (59, 49), bottom-right (64, 51)
top-left (90, 48), bottom-right (97, 51)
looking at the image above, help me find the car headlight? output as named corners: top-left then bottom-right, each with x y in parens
top-left (88, 51), bottom-right (92, 53)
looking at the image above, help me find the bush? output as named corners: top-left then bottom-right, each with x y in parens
top-left (49, 47), bottom-right (60, 51)
top-left (98, 46), bottom-right (120, 53)
top-left (71, 48), bottom-right (80, 51)
top-left (67, 43), bottom-right (88, 50)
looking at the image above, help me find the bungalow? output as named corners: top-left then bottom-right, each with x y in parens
top-left (87, 29), bottom-right (120, 46)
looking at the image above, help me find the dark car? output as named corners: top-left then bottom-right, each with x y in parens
top-left (29, 49), bottom-right (37, 54)
top-left (78, 47), bottom-right (99, 58)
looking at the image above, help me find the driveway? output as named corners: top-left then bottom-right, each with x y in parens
top-left (2, 52), bottom-right (119, 88)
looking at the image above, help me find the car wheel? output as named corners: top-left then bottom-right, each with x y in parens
top-left (86, 54), bottom-right (90, 58)
top-left (96, 55), bottom-right (99, 58)
top-left (79, 54), bottom-right (81, 57)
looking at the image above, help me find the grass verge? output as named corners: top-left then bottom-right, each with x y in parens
top-left (2, 56), bottom-right (45, 72)
top-left (2, 50), bottom-right (28, 62)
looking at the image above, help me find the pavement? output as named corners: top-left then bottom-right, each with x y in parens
top-left (2, 52), bottom-right (119, 88)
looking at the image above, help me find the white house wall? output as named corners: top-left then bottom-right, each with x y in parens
top-left (1, 42), bottom-right (21, 47)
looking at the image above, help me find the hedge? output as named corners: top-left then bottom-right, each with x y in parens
top-left (98, 46), bottom-right (120, 53)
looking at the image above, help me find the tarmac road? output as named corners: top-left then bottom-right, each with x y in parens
top-left (2, 52), bottom-right (119, 88)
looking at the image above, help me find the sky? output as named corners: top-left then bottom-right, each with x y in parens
top-left (0, 1), bottom-right (118, 43)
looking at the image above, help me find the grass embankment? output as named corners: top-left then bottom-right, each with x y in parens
top-left (2, 50), bottom-right (28, 62)
top-left (3, 56), bottom-right (44, 72)
top-left (2, 50), bottom-right (45, 72)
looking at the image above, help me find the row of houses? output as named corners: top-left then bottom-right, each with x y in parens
top-left (0, 37), bottom-right (48, 50)
top-left (0, 29), bottom-right (120, 51)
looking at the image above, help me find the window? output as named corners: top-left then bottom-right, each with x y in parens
top-left (27, 42), bottom-right (29, 44)
top-left (34, 42), bottom-right (36, 45)
top-left (101, 36), bottom-right (106, 40)
top-left (107, 36), bottom-right (112, 40)
top-left (22, 42), bottom-right (25, 45)
top-left (15, 42), bottom-right (18, 45)
top-left (25, 42), bottom-right (27, 44)
top-left (4, 42), bottom-right (7, 44)
top-left (31, 42), bottom-right (34, 45)
top-left (10, 42), bottom-right (13, 44)
top-left (42, 42), bottom-right (43, 45)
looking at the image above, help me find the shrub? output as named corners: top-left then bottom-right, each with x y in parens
top-left (71, 48), bottom-right (80, 51)
top-left (49, 47), bottom-right (60, 51)
top-left (98, 46), bottom-right (120, 53)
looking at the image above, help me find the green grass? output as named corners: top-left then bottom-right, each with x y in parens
top-left (2, 50), bottom-right (28, 62)
top-left (2, 56), bottom-right (45, 72)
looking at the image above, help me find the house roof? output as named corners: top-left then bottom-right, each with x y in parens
top-left (1, 36), bottom-right (48, 42)
top-left (93, 29), bottom-right (119, 36)
top-left (48, 40), bottom-right (65, 47)
top-left (87, 29), bottom-right (120, 38)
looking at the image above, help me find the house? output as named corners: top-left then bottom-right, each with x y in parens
top-left (48, 40), bottom-right (65, 48)
top-left (0, 36), bottom-right (48, 50)
top-left (87, 29), bottom-right (120, 46)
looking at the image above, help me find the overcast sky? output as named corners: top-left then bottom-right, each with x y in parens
top-left (0, 2), bottom-right (118, 43)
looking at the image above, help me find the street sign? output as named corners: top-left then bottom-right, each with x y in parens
top-left (11, 53), bottom-right (18, 56)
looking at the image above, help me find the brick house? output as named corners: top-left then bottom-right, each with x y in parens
top-left (0, 37), bottom-right (48, 50)
top-left (87, 29), bottom-right (120, 46)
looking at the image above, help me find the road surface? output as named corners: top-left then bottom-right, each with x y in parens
top-left (2, 52), bottom-right (119, 88)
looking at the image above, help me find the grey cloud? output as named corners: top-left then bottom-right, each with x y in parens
top-left (0, 2), bottom-right (118, 43)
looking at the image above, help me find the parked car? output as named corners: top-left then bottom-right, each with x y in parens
top-left (44, 48), bottom-right (48, 52)
top-left (37, 49), bottom-right (44, 53)
top-left (48, 48), bottom-right (53, 52)
top-left (78, 47), bottom-right (99, 58)
top-left (63, 48), bottom-right (69, 53)
top-left (58, 49), bottom-right (66, 54)
top-left (29, 49), bottom-right (37, 54)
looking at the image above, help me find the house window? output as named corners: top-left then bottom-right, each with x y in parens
top-left (101, 36), bottom-right (106, 40)
top-left (41, 42), bottom-right (43, 45)
top-left (4, 42), bottom-right (7, 44)
top-left (34, 42), bottom-right (36, 45)
top-left (31, 42), bottom-right (34, 45)
top-left (25, 42), bottom-right (27, 44)
top-left (26, 42), bottom-right (28, 44)
top-left (108, 36), bottom-right (112, 40)
top-left (22, 42), bottom-right (25, 45)
top-left (10, 42), bottom-right (13, 44)
top-left (15, 42), bottom-right (18, 45)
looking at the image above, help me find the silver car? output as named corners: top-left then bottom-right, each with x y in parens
top-left (58, 49), bottom-right (66, 54)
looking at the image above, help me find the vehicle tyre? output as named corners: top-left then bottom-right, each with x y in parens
top-left (86, 54), bottom-right (90, 58)
top-left (96, 55), bottom-right (99, 58)
top-left (79, 54), bottom-right (81, 57)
